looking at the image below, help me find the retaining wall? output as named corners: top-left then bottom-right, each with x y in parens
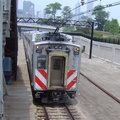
top-left (75, 36), bottom-right (120, 65)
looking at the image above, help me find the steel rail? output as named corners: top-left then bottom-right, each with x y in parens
top-left (80, 72), bottom-right (120, 104)
top-left (43, 105), bottom-right (49, 120)
top-left (65, 105), bottom-right (76, 120)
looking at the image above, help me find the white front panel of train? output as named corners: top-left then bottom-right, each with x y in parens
top-left (66, 46), bottom-right (81, 90)
top-left (33, 44), bottom-right (48, 90)
top-left (33, 44), bottom-right (81, 91)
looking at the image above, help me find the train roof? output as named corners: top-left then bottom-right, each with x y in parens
top-left (36, 32), bottom-right (73, 42)
top-left (24, 31), bottom-right (73, 42)
top-left (35, 41), bottom-right (80, 48)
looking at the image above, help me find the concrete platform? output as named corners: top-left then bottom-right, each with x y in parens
top-left (4, 40), bottom-right (36, 120)
top-left (81, 53), bottom-right (120, 100)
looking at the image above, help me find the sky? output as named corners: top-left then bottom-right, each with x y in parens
top-left (18, 0), bottom-right (120, 23)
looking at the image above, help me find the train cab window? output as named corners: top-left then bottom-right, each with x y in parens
top-left (37, 57), bottom-right (46, 69)
top-left (53, 59), bottom-right (60, 70)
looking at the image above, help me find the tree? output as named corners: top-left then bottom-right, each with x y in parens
top-left (56, 16), bottom-right (62, 19)
top-left (92, 5), bottom-right (109, 31)
top-left (45, 2), bottom-right (62, 19)
top-left (109, 19), bottom-right (119, 36)
top-left (80, 15), bottom-right (93, 22)
top-left (62, 6), bottom-right (73, 19)
top-left (104, 20), bottom-right (110, 32)
top-left (81, 15), bottom-right (89, 21)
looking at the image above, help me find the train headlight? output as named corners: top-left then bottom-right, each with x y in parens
top-left (54, 45), bottom-right (58, 49)
top-left (74, 47), bottom-right (80, 55)
top-left (76, 47), bottom-right (80, 51)
top-left (54, 45), bottom-right (62, 49)
top-left (36, 45), bottom-right (40, 49)
top-left (36, 45), bottom-right (42, 53)
top-left (59, 45), bottom-right (62, 49)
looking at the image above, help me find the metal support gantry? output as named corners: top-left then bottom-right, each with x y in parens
top-left (0, 1), bottom-right (4, 120)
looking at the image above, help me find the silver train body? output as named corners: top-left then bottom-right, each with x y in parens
top-left (23, 31), bottom-right (81, 103)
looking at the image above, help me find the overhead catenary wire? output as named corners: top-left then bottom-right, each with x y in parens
top-left (73, 1), bottom-right (120, 17)
top-left (68, 0), bottom-right (99, 13)
top-left (64, 0), bottom-right (99, 20)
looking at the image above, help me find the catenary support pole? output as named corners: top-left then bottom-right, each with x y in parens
top-left (0, 0), bottom-right (4, 120)
top-left (89, 22), bottom-right (94, 59)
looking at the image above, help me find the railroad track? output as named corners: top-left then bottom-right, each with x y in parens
top-left (34, 72), bottom-right (120, 120)
top-left (80, 72), bottom-right (120, 104)
top-left (35, 104), bottom-right (81, 120)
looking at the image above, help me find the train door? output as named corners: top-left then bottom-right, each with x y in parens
top-left (50, 56), bottom-right (65, 87)
top-left (48, 51), bottom-right (68, 88)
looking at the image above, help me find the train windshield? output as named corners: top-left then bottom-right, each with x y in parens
top-left (37, 57), bottom-right (46, 69)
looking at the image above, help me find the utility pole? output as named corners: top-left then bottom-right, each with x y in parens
top-left (0, 0), bottom-right (4, 120)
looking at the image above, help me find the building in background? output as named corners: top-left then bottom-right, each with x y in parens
top-left (17, 9), bottom-right (24, 17)
top-left (86, 0), bottom-right (93, 18)
top-left (75, 1), bottom-right (81, 20)
top-left (23, 0), bottom-right (35, 17)
top-left (36, 11), bottom-right (42, 18)
top-left (17, 0), bottom-right (35, 17)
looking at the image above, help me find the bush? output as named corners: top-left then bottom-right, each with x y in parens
top-left (63, 31), bottom-right (120, 45)
top-left (63, 26), bottom-right (75, 31)
top-left (76, 26), bottom-right (90, 34)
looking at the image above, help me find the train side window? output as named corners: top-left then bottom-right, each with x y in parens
top-left (37, 57), bottom-right (46, 69)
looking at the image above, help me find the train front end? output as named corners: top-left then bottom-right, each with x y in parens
top-left (32, 33), bottom-right (81, 103)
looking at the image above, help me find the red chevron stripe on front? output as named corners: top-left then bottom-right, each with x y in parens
top-left (67, 70), bottom-right (76, 78)
top-left (38, 70), bottom-right (47, 79)
top-left (66, 76), bottom-right (77, 89)
top-left (35, 76), bottom-right (47, 89)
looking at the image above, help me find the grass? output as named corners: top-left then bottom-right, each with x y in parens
top-left (94, 30), bottom-right (120, 38)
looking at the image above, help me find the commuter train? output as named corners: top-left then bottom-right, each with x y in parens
top-left (23, 29), bottom-right (81, 103)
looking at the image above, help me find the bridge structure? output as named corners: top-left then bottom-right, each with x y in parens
top-left (17, 23), bottom-right (56, 36)
top-left (17, 17), bottom-right (94, 27)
